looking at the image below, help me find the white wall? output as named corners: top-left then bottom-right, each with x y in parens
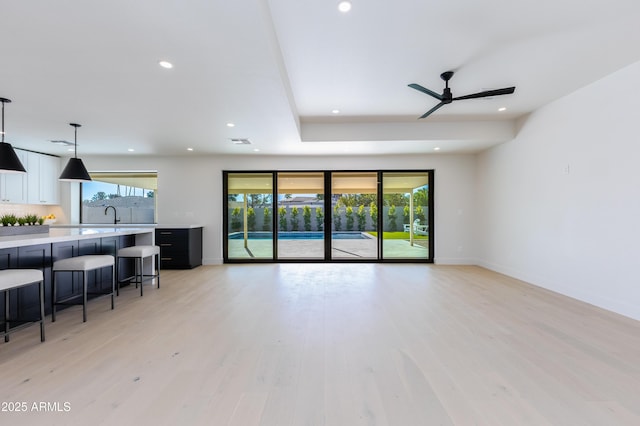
top-left (476, 60), bottom-right (640, 320)
top-left (68, 153), bottom-right (477, 265)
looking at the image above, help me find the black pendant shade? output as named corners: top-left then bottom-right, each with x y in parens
top-left (59, 157), bottom-right (92, 182)
top-left (59, 123), bottom-right (92, 182)
top-left (0, 97), bottom-right (27, 173)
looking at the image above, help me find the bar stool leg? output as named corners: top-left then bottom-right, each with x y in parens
top-left (133, 258), bottom-right (138, 289)
top-left (52, 271), bottom-right (57, 322)
top-left (115, 257), bottom-right (120, 297)
top-left (82, 271), bottom-right (88, 323)
top-left (156, 252), bottom-right (160, 289)
top-left (4, 290), bottom-right (9, 343)
top-left (51, 271), bottom-right (58, 322)
top-left (39, 280), bottom-right (45, 342)
top-left (111, 264), bottom-right (115, 310)
top-left (140, 257), bottom-right (144, 297)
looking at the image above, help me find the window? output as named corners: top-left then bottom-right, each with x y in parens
top-left (81, 172), bottom-right (157, 224)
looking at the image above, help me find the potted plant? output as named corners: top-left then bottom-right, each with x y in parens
top-left (0, 213), bottom-right (50, 236)
top-left (1, 214), bottom-right (18, 226)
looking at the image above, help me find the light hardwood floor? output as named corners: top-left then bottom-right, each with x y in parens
top-left (1, 264), bottom-right (639, 425)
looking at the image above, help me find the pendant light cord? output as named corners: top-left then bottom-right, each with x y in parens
top-left (1, 99), bottom-right (5, 143)
top-left (70, 123), bottom-right (81, 159)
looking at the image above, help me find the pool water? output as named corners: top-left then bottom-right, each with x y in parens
top-left (229, 231), bottom-right (371, 240)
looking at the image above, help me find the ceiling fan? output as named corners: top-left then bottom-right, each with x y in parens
top-left (408, 71), bottom-right (515, 119)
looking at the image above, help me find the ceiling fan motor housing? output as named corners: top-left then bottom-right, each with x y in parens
top-left (443, 87), bottom-right (453, 103)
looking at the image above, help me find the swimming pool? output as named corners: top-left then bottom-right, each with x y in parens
top-left (228, 231), bottom-right (372, 240)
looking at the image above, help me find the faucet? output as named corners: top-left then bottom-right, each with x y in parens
top-left (104, 206), bottom-right (120, 225)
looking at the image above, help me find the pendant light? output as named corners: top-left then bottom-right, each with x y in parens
top-left (0, 97), bottom-right (27, 173)
top-left (59, 123), bottom-right (92, 182)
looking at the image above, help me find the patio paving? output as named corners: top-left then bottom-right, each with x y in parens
top-left (228, 238), bottom-right (428, 260)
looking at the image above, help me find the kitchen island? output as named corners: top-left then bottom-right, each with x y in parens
top-left (0, 227), bottom-right (155, 324)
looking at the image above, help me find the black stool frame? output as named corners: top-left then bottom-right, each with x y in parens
top-left (52, 264), bottom-right (115, 323)
top-left (118, 251), bottom-right (160, 296)
top-left (2, 278), bottom-right (45, 343)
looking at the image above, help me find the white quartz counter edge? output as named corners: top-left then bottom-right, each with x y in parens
top-left (156, 224), bottom-right (204, 229)
top-left (51, 224), bottom-right (157, 228)
top-left (0, 227), bottom-right (154, 249)
top-left (52, 224), bottom-right (203, 229)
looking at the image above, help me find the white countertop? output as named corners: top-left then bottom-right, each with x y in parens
top-left (0, 227), bottom-right (154, 249)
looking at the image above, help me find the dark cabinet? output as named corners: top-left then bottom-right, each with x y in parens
top-left (0, 247), bottom-right (18, 269)
top-left (17, 244), bottom-right (52, 318)
top-left (155, 227), bottom-right (202, 269)
top-left (51, 240), bottom-right (80, 310)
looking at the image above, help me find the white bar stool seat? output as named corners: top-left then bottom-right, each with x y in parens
top-left (117, 245), bottom-right (160, 296)
top-left (52, 255), bottom-right (115, 323)
top-left (0, 269), bottom-right (45, 343)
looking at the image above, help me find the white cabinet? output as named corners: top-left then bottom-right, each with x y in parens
top-left (0, 149), bottom-right (29, 203)
top-left (39, 154), bottom-right (60, 204)
top-left (27, 151), bottom-right (60, 205)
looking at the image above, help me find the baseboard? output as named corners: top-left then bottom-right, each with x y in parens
top-left (434, 257), bottom-right (477, 265)
top-left (477, 259), bottom-right (640, 322)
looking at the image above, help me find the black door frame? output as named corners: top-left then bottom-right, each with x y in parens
top-left (223, 169), bottom-right (434, 263)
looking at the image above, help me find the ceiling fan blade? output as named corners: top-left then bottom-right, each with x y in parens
top-left (419, 102), bottom-right (446, 119)
top-left (408, 83), bottom-right (443, 101)
top-left (452, 86), bottom-right (515, 101)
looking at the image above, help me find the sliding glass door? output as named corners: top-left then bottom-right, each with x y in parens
top-left (276, 172), bottom-right (325, 260)
top-left (226, 173), bottom-right (274, 260)
top-left (223, 170), bottom-right (433, 263)
top-left (381, 172), bottom-right (430, 260)
top-left (330, 172), bottom-right (378, 260)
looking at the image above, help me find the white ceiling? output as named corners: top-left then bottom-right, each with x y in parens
top-left (2, 0), bottom-right (640, 157)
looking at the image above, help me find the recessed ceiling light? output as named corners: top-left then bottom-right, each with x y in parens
top-left (253, 148), bottom-right (260, 152)
top-left (226, 122), bottom-right (235, 127)
top-left (187, 147), bottom-right (194, 151)
top-left (498, 107), bottom-right (507, 112)
top-left (158, 60), bottom-right (173, 69)
top-left (127, 148), bottom-right (135, 152)
top-left (338, 1), bottom-right (352, 12)
top-left (434, 147), bottom-right (441, 151)
top-left (331, 109), bottom-right (340, 114)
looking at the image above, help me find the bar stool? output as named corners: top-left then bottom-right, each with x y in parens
top-left (52, 255), bottom-right (115, 323)
top-left (0, 269), bottom-right (45, 343)
top-left (117, 245), bottom-right (160, 296)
